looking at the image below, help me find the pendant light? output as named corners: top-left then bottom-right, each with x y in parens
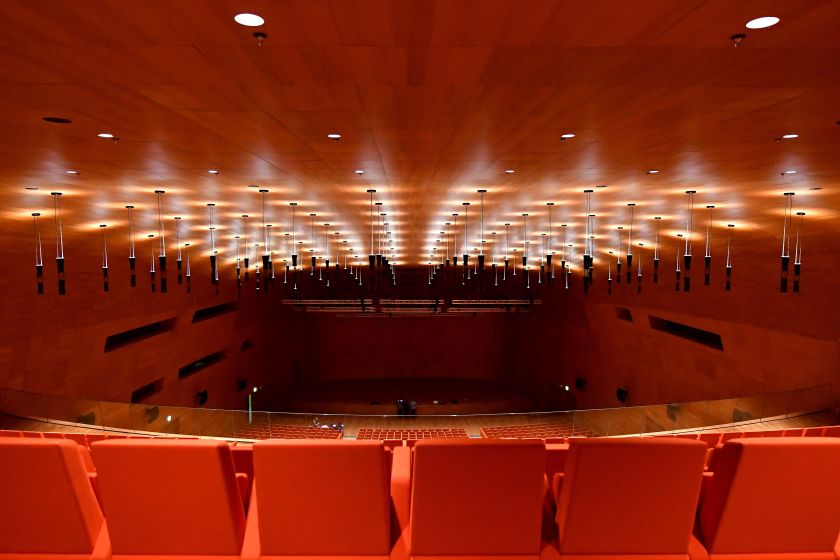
top-left (478, 189), bottom-right (487, 274)
top-left (793, 211), bottom-right (805, 293)
top-left (725, 224), bottom-right (734, 291)
top-left (284, 233), bottom-right (291, 284)
top-left (560, 224), bottom-right (567, 282)
top-left (260, 189), bottom-right (271, 288)
top-left (148, 234), bottom-right (156, 293)
top-left (126, 205), bottom-right (136, 287)
top-left (675, 233), bottom-right (683, 292)
top-left (492, 231), bottom-right (498, 286)
top-left (504, 222), bottom-right (510, 280)
top-left (155, 190), bottom-right (167, 293)
top-left (289, 203), bottom-right (298, 269)
top-left (546, 202), bottom-right (554, 279)
top-left (32, 212), bottom-right (44, 294)
top-left (51, 192), bottom-right (66, 295)
top-left (521, 213), bottom-right (528, 272)
top-left (235, 234), bottom-right (242, 288)
top-left (367, 189), bottom-right (376, 273)
top-left (704, 205), bottom-right (714, 286)
top-left (616, 226), bottom-right (623, 283)
top-left (100, 224), bottom-right (109, 292)
top-left (452, 213), bottom-right (459, 267)
top-left (323, 223), bottom-right (330, 286)
top-left (445, 222), bottom-right (451, 266)
top-left (175, 216), bottom-right (184, 284)
top-left (780, 192), bottom-right (794, 292)
top-left (607, 250), bottom-right (613, 295)
top-left (625, 202), bottom-right (635, 284)
top-left (309, 213), bottom-right (317, 275)
top-left (683, 191), bottom-right (696, 292)
top-left (653, 217), bottom-right (662, 283)
top-left (185, 242), bottom-right (191, 293)
top-left (207, 203), bottom-right (217, 285)
top-left (266, 224), bottom-right (274, 285)
top-left (636, 243), bottom-right (643, 294)
top-left (462, 202), bottom-right (470, 282)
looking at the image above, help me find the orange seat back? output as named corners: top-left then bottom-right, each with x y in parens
top-left (410, 440), bottom-right (545, 556)
top-left (252, 440), bottom-right (391, 555)
top-left (0, 439), bottom-right (103, 554)
top-left (699, 437), bottom-right (840, 555)
top-left (0, 429), bottom-right (23, 438)
top-left (824, 425), bottom-right (840, 437)
top-left (91, 439), bottom-right (245, 555)
top-left (556, 438), bottom-right (706, 556)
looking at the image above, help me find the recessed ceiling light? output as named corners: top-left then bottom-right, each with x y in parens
top-left (234, 13), bottom-right (264, 27)
top-left (783, 170), bottom-right (797, 174)
top-left (43, 116), bottom-right (72, 124)
top-left (327, 133), bottom-right (341, 140)
top-left (560, 133), bottom-right (575, 139)
top-left (647, 170), bottom-right (659, 174)
top-left (781, 133), bottom-right (799, 139)
top-left (355, 169), bottom-right (365, 175)
top-left (208, 169), bottom-right (219, 174)
top-left (97, 132), bottom-right (114, 138)
top-left (505, 169), bottom-right (515, 174)
top-left (746, 16), bottom-right (780, 29)
top-left (66, 170), bottom-right (79, 175)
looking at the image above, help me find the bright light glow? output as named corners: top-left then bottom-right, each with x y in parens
top-left (647, 170), bottom-right (659, 174)
top-left (234, 13), bottom-right (264, 27)
top-left (327, 133), bottom-right (341, 139)
top-left (746, 16), bottom-right (780, 29)
top-left (66, 170), bottom-right (79, 175)
top-left (560, 133), bottom-right (575, 139)
top-left (563, 385), bottom-right (571, 392)
top-left (784, 170), bottom-right (797, 174)
top-left (252, 387), bottom-right (258, 393)
top-left (208, 169), bottom-right (219, 174)
top-left (505, 169), bottom-right (515, 174)
top-left (782, 133), bottom-right (799, 139)
top-left (355, 169), bottom-right (365, 175)
top-left (165, 415), bottom-right (172, 422)
top-left (97, 132), bottom-right (114, 138)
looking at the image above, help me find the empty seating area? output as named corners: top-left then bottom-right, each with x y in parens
top-left (232, 422), bottom-right (343, 440)
top-left (481, 422), bottom-right (596, 439)
top-left (1, 435), bottom-right (839, 558)
top-left (355, 427), bottom-right (468, 440)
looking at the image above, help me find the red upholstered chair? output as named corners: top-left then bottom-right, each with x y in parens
top-left (781, 428), bottom-right (804, 437)
top-left (697, 432), bottom-right (721, 448)
top-left (0, 438), bottom-right (106, 558)
top-left (231, 442), bottom-right (254, 480)
top-left (0, 429), bottom-right (23, 437)
top-left (43, 431), bottom-right (66, 439)
top-left (65, 433), bottom-right (89, 447)
top-left (21, 431), bottom-right (44, 438)
top-left (761, 429), bottom-right (785, 437)
top-left (241, 440), bottom-right (392, 560)
top-left (403, 440), bottom-right (546, 560)
top-left (90, 439), bottom-right (245, 559)
top-left (824, 425), bottom-right (840, 437)
top-left (698, 437), bottom-right (840, 559)
top-left (803, 426), bottom-right (826, 437)
top-left (554, 438), bottom-right (707, 559)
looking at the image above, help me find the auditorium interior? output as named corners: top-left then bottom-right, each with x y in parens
top-left (1, 2), bottom-right (839, 558)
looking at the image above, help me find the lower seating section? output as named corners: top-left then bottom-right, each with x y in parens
top-left (232, 422), bottom-right (344, 440)
top-left (356, 427), bottom-right (468, 440)
top-left (1, 436), bottom-right (839, 558)
top-left (481, 422), bottom-right (595, 439)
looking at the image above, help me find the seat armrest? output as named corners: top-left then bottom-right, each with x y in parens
top-left (236, 472), bottom-right (251, 512)
top-left (551, 472), bottom-right (564, 504)
top-left (688, 532), bottom-right (710, 560)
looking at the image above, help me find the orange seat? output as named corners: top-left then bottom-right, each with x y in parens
top-left (406, 440), bottom-right (545, 560)
top-left (90, 439), bottom-right (245, 559)
top-left (0, 438), bottom-right (106, 558)
top-left (824, 425), bottom-right (840, 437)
top-left (761, 430), bottom-right (785, 437)
top-left (21, 431), bottom-right (44, 438)
top-left (698, 437), bottom-right (840, 559)
top-left (242, 440), bottom-right (391, 560)
top-left (43, 431), bottom-right (67, 439)
top-left (65, 433), bottom-right (89, 447)
top-left (554, 438), bottom-right (707, 559)
top-left (803, 426), bottom-right (826, 437)
top-left (0, 429), bottom-right (23, 438)
top-left (698, 433), bottom-right (721, 448)
top-left (782, 428), bottom-right (804, 437)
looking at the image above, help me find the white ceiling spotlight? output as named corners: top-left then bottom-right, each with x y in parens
top-left (781, 133), bottom-right (799, 139)
top-left (505, 169), bottom-right (515, 174)
top-left (208, 169), bottom-right (220, 175)
top-left (560, 133), bottom-right (576, 140)
top-left (746, 16), bottom-right (780, 29)
top-left (65, 170), bottom-right (80, 175)
top-left (647, 170), bottom-right (660, 174)
top-left (783, 170), bottom-right (797, 175)
top-left (234, 13), bottom-right (265, 27)
top-left (355, 169), bottom-right (365, 175)
top-left (327, 133), bottom-right (342, 141)
top-left (97, 132), bottom-right (114, 138)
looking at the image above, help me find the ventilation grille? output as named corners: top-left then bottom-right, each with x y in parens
top-left (104, 318), bottom-right (176, 352)
top-left (648, 316), bottom-right (724, 350)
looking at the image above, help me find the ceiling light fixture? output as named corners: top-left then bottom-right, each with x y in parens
top-left (746, 16), bottom-right (780, 29)
top-left (66, 170), bottom-right (79, 175)
top-left (355, 169), bottom-right (365, 175)
top-left (234, 13), bottom-right (265, 27)
top-left (505, 169), bottom-right (515, 174)
top-left (327, 133), bottom-right (341, 141)
top-left (126, 205), bottom-right (136, 287)
top-left (783, 170), bottom-right (797, 175)
top-left (560, 133), bottom-right (575, 139)
top-left (25, 186), bottom-right (38, 191)
top-left (43, 116), bottom-right (72, 124)
top-left (782, 133), bottom-right (799, 139)
top-left (208, 169), bottom-right (219, 174)
top-left (32, 212), bottom-right (44, 295)
top-left (97, 133), bottom-right (114, 138)
top-left (647, 170), bottom-right (659, 174)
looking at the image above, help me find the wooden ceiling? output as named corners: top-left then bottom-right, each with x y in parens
top-left (1, 0), bottom-right (838, 264)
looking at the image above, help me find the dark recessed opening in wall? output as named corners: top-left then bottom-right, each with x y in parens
top-left (192, 301), bottom-right (238, 323)
top-left (104, 318), bottom-right (176, 352)
top-left (648, 315), bottom-right (724, 351)
top-left (178, 351), bottom-right (226, 379)
top-left (237, 378), bottom-right (248, 392)
top-left (614, 306), bottom-right (634, 322)
top-left (130, 378), bottom-right (164, 403)
top-left (196, 390), bottom-right (209, 406)
top-left (241, 339), bottom-right (253, 351)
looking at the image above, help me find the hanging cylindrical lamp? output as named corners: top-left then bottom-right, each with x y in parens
top-left (100, 224), bottom-right (109, 292)
top-left (625, 203), bottom-right (635, 284)
top-left (334, 231), bottom-right (340, 273)
top-left (235, 234), bottom-right (242, 288)
top-left (323, 223), bottom-right (330, 286)
top-left (521, 213), bottom-right (528, 272)
top-left (616, 226), bottom-right (623, 284)
top-left (175, 216), bottom-right (184, 284)
top-left (565, 243), bottom-right (573, 289)
top-left (607, 250), bottom-right (613, 295)
top-left (32, 212), bottom-right (44, 294)
top-left (477, 189), bottom-right (487, 274)
top-left (504, 222), bottom-right (510, 280)
top-left (546, 202), bottom-right (554, 279)
top-left (155, 190), bottom-right (167, 293)
top-left (675, 233), bottom-right (683, 292)
top-left (780, 192), bottom-right (794, 292)
top-left (560, 224), bottom-right (567, 282)
top-left (375, 203), bottom-right (384, 268)
top-left (462, 203), bottom-right (470, 282)
top-left (725, 224), bottom-right (734, 291)
top-left (683, 191), bottom-right (696, 292)
top-left (704, 205), bottom-right (714, 286)
top-left (636, 243), bottom-right (644, 294)
top-left (207, 203), bottom-right (217, 285)
top-left (51, 192), bottom-right (66, 295)
top-left (653, 217), bottom-right (662, 283)
top-left (185, 242), bottom-right (192, 293)
top-left (793, 211), bottom-right (805, 293)
top-left (492, 231), bottom-right (498, 286)
top-left (266, 224), bottom-right (274, 283)
top-left (240, 214), bottom-right (251, 283)
top-left (126, 205), bottom-right (136, 287)
top-left (452, 213), bottom-right (459, 267)
top-left (260, 189), bottom-right (271, 289)
top-left (309, 213), bottom-right (317, 275)
top-left (539, 234), bottom-right (545, 284)
top-left (284, 233), bottom-right (291, 284)
top-left (148, 234), bottom-right (156, 293)
top-left (367, 190), bottom-right (376, 273)
top-left (289, 203), bottom-right (297, 269)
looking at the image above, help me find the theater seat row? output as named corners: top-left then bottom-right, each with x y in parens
top-left (1, 437), bottom-right (839, 559)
